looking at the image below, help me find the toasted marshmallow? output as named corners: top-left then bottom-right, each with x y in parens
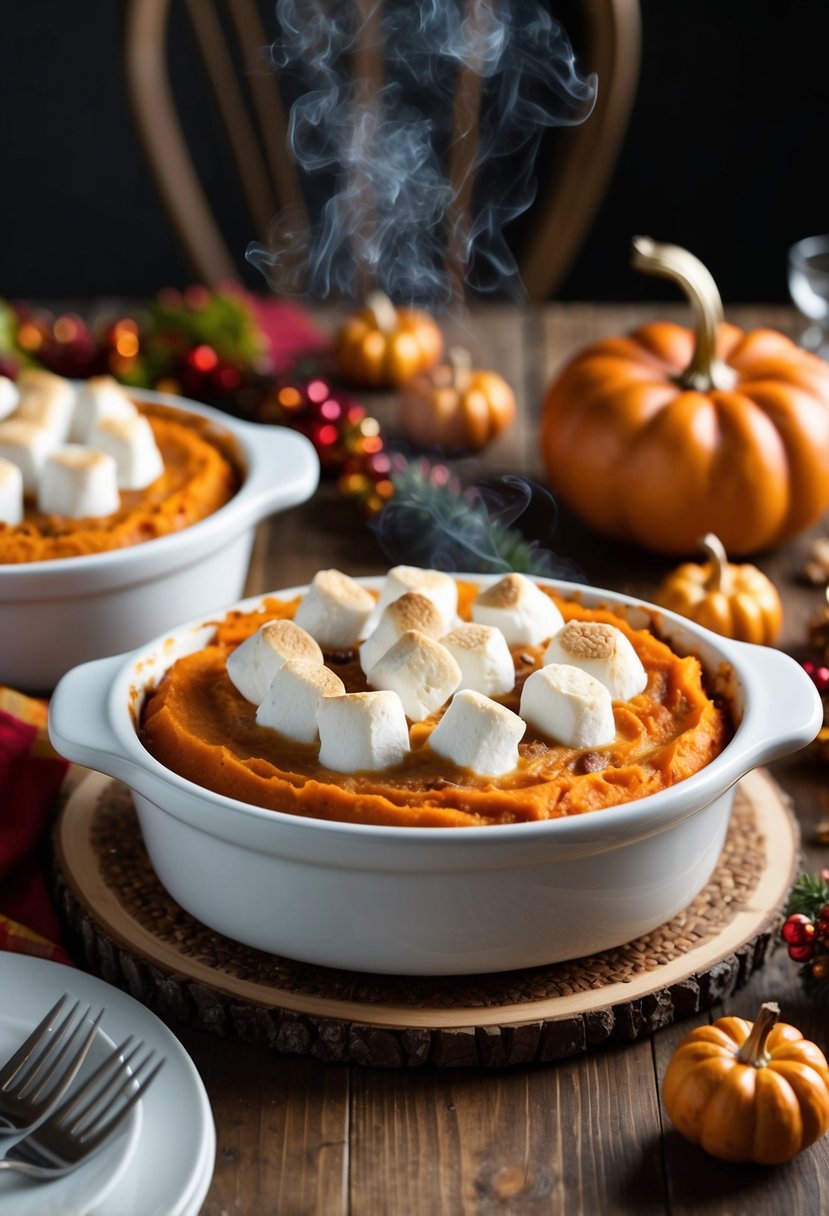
top-left (15, 369), bottom-right (76, 442)
top-left (317, 690), bottom-right (411, 772)
top-left (367, 630), bottom-right (461, 722)
top-left (0, 457), bottom-right (23, 525)
top-left (471, 574), bottom-right (564, 646)
top-left (376, 565), bottom-right (459, 632)
top-left (37, 445), bottom-right (120, 518)
top-left (520, 663), bottom-right (615, 749)
top-left (227, 619), bottom-right (324, 705)
top-left (293, 569), bottom-right (376, 649)
top-left (0, 376), bottom-right (18, 421)
top-left (16, 390), bottom-right (75, 444)
top-left (359, 591), bottom-right (444, 675)
top-left (70, 376), bottom-right (137, 442)
top-left (441, 622), bottom-right (515, 697)
top-left (90, 414), bottom-right (164, 489)
top-left (0, 420), bottom-right (58, 495)
top-left (256, 659), bottom-right (345, 744)
top-left (428, 689), bottom-right (525, 776)
top-left (543, 620), bottom-right (647, 702)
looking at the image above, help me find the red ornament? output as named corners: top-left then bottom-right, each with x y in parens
top-left (781, 913), bottom-right (817, 945)
top-left (788, 942), bottom-right (817, 962)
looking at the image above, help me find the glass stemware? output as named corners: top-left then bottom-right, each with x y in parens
top-left (787, 234), bottom-right (829, 357)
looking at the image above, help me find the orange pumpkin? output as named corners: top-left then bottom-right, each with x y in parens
top-left (662, 1001), bottom-right (829, 1164)
top-left (397, 347), bottom-right (516, 451)
top-left (540, 237), bottom-right (829, 557)
top-left (335, 291), bottom-right (443, 389)
top-left (653, 532), bottom-right (783, 645)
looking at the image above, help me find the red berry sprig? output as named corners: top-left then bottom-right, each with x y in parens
top-left (782, 871), bottom-right (829, 1001)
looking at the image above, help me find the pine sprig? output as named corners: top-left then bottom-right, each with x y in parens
top-left (786, 871), bottom-right (829, 918)
top-left (370, 460), bottom-right (584, 580)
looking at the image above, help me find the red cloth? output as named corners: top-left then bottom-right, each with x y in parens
top-left (245, 292), bottom-right (332, 372)
top-left (0, 689), bottom-right (73, 964)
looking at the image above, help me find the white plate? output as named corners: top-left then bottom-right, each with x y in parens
top-left (0, 954), bottom-right (215, 1216)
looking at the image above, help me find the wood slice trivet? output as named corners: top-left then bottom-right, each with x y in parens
top-left (51, 768), bottom-right (798, 1069)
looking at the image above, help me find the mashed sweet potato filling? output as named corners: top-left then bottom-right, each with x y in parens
top-left (139, 583), bottom-right (731, 828)
top-left (0, 403), bottom-right (240, 563)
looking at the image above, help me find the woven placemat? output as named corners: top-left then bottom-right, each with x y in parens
top-left (51, 768), bottom-right (797, 1068)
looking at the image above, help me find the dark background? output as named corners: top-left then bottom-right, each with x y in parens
top-left (1, 0), bottom-right (828, 305)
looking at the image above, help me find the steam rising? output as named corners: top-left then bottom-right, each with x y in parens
top-left (246, 0), bottom-right (597, 306)
top-left (370, 465), bottom-right (585, 580)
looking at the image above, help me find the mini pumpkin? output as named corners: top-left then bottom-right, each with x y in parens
top-left (653, 532), bottom-right (783, 645)
top-left (662, 1001), bottom-right (829, 1164)
top-left (540, 237), bottom-right (829, 557)
top-left (335, 291), bottom-right (443, 389)
top-left (397, 347), bottom-right (517, 451)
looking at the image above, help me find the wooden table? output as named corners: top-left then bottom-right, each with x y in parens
top-left (91, 303), bottom-right (829, 1213)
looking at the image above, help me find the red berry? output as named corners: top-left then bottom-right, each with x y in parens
top-left (781, 913), bottom-right (817, 945)
top-left (788, 942), bottom-right (816, 962)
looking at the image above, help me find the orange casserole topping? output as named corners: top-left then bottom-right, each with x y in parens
top-left (0, 402), bottom-right (240, 563)
top-left (139, 582), bottom-right (732, 828)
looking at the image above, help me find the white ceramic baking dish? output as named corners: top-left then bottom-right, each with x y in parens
top-left (48, 575), bottom-right (821, 976)
top-left (0, 389), bottom-right (319, 691)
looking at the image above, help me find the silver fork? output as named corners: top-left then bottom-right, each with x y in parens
top-left (0, 1035), bottom-right (164, 1179)
top-left (0, 995), bottom-right (104, 1135)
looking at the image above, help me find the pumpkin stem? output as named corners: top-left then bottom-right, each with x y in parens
top-left (448, 346), bottom-right (473, 392)
top-left (630, 237), bottom-right (737, 394)
top-left (366, 290), bottom-right (398, 334)
top-left (735, 1002), bottom-right (780, 1068)
top-left (700, 532), bottom-right (731, 594)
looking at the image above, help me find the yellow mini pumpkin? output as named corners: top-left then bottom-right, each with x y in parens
top-left (540, 237), bottom-right (829, 556)
top-left (662, 1002), bottom-right (829, 1165)
top-left (653, 533), bottom-right (783, 645)
top-left (397, 347), bottom-right (516, 451)
top-left (335, 291), bottom-right (443, 389)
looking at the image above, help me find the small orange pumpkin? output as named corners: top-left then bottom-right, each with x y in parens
top-left (335, 291), bottom-right (443, 389)
top-left (540, 237), bottom-right (829, 557)
top-left (397, 347), bottom-right (516, 451)
top-left (653, 532), bottom-right (783, 645)
top-left (662, 1001), bottom-right (829, 1164)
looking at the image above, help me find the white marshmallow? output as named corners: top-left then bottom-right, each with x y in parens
top-left (520, 663), bottom-right (616, 750)
top-left (367, 630), bottom-right (461, 722)
top-left (471, 574), bottom-right (564, 646)
top-left (376, 565), bottom-right (459, 631)
top-left (70, 376), bottom-right (137, 442)
top-left (0, 420), bottom-right (58, 496)
top-left (543, 620), bottom-right (647, 702)
top-left (37, 445), bottom-right (120, 518)
top-left (0, 457), bottom-right (23, 525)
top-left (441, 622), bottom-right (515, 698)
top-left (359, 591), bottom-right (444, 676)
top-left (293, 568), bottom-right (376, 649)
top-left (428, 689), bottom-right (525, 776)
top-left (90, 413), bottom-right (164, 489)
top-left (0, 376), bottom-right (18, 421)
top-left (227, 619), bottom-right (324, 705)
top-left (255, 659), bottom-right (345, 744)
top-left (317, 690), bottom-right (411, 772)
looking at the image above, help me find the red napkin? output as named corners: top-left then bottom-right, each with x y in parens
top-left (0, 688), bottom-right (74, 964)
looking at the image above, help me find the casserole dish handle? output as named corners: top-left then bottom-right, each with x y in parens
top-left (48, 654), bottom-right (139, 785)
top-left (729, 640), bottom-right (823, 768)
